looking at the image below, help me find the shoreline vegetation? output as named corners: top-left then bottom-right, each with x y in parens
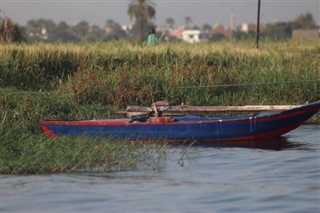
top-left (1, 41), bottom-right (319, 174)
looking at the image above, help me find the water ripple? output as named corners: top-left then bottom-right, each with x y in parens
top-left (2, 125), bottom-right (320, 213)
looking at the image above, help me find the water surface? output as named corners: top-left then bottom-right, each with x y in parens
top-left (2, 125), bottom-right (320, 213)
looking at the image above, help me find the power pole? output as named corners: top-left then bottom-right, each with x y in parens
top-left (256, 0), bottom-right (261, 48)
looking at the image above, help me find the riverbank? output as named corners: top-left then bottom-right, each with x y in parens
top-left (1, 40), bottom-right (319, 174)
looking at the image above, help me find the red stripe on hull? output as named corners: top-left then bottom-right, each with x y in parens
top-left (42, 126), bottom-right (58, 139)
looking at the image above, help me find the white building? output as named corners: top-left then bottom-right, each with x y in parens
top-left (182, 30), bottom-right (201, 43)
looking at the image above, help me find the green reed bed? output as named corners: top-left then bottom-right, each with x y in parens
top-left (1, 41), bottom-right (318, 105)
top-left (1, 41), bottom-right (319, 174)
top-left (0, 126), bottom-right (167, 175)
top-left (0, 89), bottom-right (121, 134)
top-left (0, 90), bottom-right (167, 175)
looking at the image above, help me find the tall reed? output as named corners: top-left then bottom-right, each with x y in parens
top-left (1, 41), bottom-right (318, 106)
top-left (0, 125), bottom-right (168, 175)
top-left (0, 89), bottom-right (168, 175)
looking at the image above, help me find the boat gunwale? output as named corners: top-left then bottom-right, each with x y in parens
top-left (40, 102), bottom-right (320, 127)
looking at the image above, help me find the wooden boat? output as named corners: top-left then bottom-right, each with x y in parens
top-left (41, 101), bottom-right (320, 142)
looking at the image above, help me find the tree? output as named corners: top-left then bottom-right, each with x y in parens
top-left (127, 0), bottom-right (156, 42)
top-left (291, 12), bottom-right (316, 29)
top-left (202, 24), bottom-right (212, 32)
top-left (263, 22), bottom-right (292, 40)
top-left (232, 30), bottom-right (255, 40)
top-left (26, 18), bottom-right (56, 32)
top-left (0, 18), bottom-right (24, 43)
top-left (210, 33), bottom-right (226, 42)
top-left (73, 21), bottom-right (89, 40)
top-left (51, 21), bottom-right (80, 42)
top-left (104, 19), bottom-right (127, 41)
top-left (166, 17), bottom-right (175, 28)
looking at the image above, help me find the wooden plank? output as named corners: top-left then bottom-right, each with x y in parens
top-left (164, 105), bottom-right (300, 113)
top-left (119, 104), bottom-right (301, 115)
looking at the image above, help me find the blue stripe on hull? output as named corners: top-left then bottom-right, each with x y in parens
top-left (44, 108), bottom-right (318, 141)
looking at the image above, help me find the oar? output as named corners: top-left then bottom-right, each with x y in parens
top-left (159, 105), bottom-right (301, 113)
top-left (118, 102), bottom-right (302, 118)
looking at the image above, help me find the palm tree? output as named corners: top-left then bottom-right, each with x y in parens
top-left (128, 0), bottom-right (156, 42)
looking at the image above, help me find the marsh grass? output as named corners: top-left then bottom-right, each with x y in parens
top-left (0, 89), bottom-right (168, 175)
top-left (1, 41), bottom-right (319, 104)
top-left (0, 126), bottom-right (168, 175)
top-left (1, 40), bottom-right (319, 174)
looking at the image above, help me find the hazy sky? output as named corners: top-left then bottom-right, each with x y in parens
top-left (1, 0), bottom-right (319, 28)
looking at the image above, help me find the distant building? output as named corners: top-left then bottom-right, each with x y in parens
top-left (182, 29), bottom-right (201, 43)
top-left (121, 25), bottom-right (132, 33)
top-left (40, 26), bottom-right (48, 40)
top-left (212, 23), bottom-right (225, 34)
top-left (240, 23), bottom-right (265, 33)
top-left (210, 23), bottom-right (234, 38)
top-left (27, 25), bottom-right (48, 40)
top-left (292, 29), bottom-right (319, 40)
top-left (170, 26), bottom-right (184, 40)
top-left (240, 23), bottom-right (256, 33)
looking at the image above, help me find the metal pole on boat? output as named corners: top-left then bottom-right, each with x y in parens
top-left (256, 0), bottom-right (261, 48)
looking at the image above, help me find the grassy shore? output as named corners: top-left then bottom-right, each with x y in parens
top-left (1, 40), bottom-right (319, 174)
top-left (1, 40), bottom-right (319, 105)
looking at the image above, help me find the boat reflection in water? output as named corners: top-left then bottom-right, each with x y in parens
top-left (191, 136), bottom-right (307, 151)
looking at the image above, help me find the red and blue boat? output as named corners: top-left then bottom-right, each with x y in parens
top-left (41, 101), bottom-right (320, 142)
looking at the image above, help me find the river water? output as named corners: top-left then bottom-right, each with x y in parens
top-left (1, 125), bottom-right (320, 213)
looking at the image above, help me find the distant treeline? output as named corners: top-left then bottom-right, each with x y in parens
top-left (5, 12), bottom-right (318, 43)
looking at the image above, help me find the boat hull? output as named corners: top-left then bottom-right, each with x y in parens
top-left (41, 101), bottom-right (320, 142)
